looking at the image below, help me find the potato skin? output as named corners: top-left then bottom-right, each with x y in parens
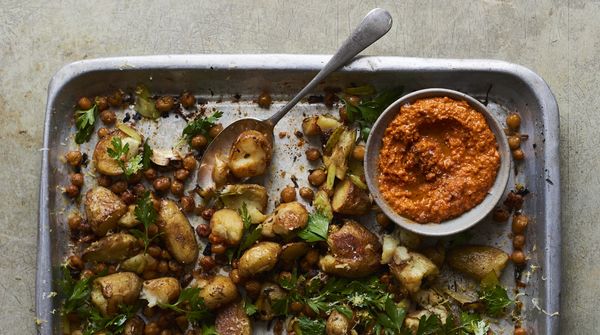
top-left (280, 242), bottom-right (310, 263)
top-left (238, 242), bottom-right (281, 278)
top-left (390, 252), bottom-right (439, 294)
top-left (271, 202), bottom-right (309, 238)
top-left (215, 301), bottom-right (252, 335)
top-left (331, 179), bottom-right (370, 215)
top-left (123, 317), bottom-right (144, 335)
top-left (157, 199), bottom-right (199, 264)
top-left (319, 220), bottom-right (381, 278)
top-left (91, 272), bottom-right (142, 316)
top-left (220, 184), bottom-right (269, 223)
top-left (447, 245), bottom-right (509, 280)
top-left (141, 277), bottom-right (181, 307)
top-left (210, 209), bottom-right (244, 246)
top-left (228, 130), bottom-right (272, 178)
top-left (82, 233), bottom-right (140, 263)
top-left (326, 309), bottom-right (351, 335)
top-left (85, 186), bottom-right (127, 236)
top-left (120, 253), bottom-right (157, 274)
top-left (118, 205), bottom-right (140, 228)
top-left (255, 282), bottom-right (287, 321)
top-left (94, 130), bottom-right (141, 176)
top-left (199, 275), bottom-right (239, 310)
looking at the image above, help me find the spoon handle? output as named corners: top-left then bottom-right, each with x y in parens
top-left (266, 8), bottom-right (393, 126)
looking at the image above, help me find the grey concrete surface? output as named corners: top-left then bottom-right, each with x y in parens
top-left (0, 0), bottom-right (596, 334)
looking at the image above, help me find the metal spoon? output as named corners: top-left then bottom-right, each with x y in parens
top-left (197, 8), bottom-right (393, 189)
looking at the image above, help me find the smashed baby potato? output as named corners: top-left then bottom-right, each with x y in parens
top-left (93, 130), bottom-right (142, 176)
top-left (220, 184), bottom-right (268, 223)
top-left (215, 301), bottom-right (252, 335)
top-left (390, 252), bottom-right (439, 294)
top-left (157, 199), bottom-right (199, 264)
top-left (82, 232), bottom-right (140, 263)
top-left (198, 275), bottom-right (239, 310)
top-left (210, 209), bottom-right (244, 246)
top-left (91, 272), bottom-right (142, 316)
top-left (117, 205), bottom-right (139, 228)
top-left (120, 253), bottom-right (157, 274)
top-left (326, 309), bottom-right (351, 335)
top-left (256, 282), bottom-right (287, 321)
top-left (447, 245), bottom-right (509, 280)
top-left (271, 201), bottom-right (309, 238)
top-left (212, 155), bottom-right (230, 187)
top-left (331, 179), bottom-right (370, 215)
top-left (228, 130), bottom-right (272, 178)
top-left (141, 277), bottom-right (181, 307)
top-left (122, 317), bottom-right (144, 335)
top-left (85, 186), bottom-right (127, 236)
top-left (319, 220), bottom-right (381, 278)
top-left (238, 242), bottom-right (281, 278)
top-left (280, 242), bottom-right (310, 263)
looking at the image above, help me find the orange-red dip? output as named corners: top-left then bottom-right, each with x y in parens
top-left (378, 97), bottom-right (500, 223)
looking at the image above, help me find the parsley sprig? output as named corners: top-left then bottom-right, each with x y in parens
top-left (74, 104), bottom-right (98, 144)
top-left (130, 192), bottom-right (161, 253)
top-left (182, 110), bottom-right (223, 142)
top-left (297, 211), bottom-right (330, 242)
top-left (478, 273), bottom-right (513, 317)
top-left (236, 203), bottom-right (263, 257)
top-left (107, 137), bottom-right (143, 179)
top-left (157, 287), bottom-right (212, 324)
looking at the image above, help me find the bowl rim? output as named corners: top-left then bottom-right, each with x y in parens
top-left (364, 88), bottom-right (511, 236)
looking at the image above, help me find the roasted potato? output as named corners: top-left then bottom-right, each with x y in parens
top-left (93, 130), bottom-right (142, 176)
top-left (271, 201), bottom-right (309, 238)
top-left (228, 130), bottom-right (272, 178)
top-left (319, 220), bottom-right (381, 278)
top-left (91, 272), bottom-right (142, 316)
top-left (447, 245), bottom-right (509, 280)
top-left (123, 317), bottom-right (144, 335)
top-left (157, 199), bottom-right (199, 264)
top-left (210, 209), bottom-right (244, 246)
top-left (82, 233), bottom-right (140, 263)
top-left (390, 252), bottom-right (439, 294)
top-left (220, 184), bottom-right (269, 224)
top-left (117, 205), bottom-right (139, 228)
top-left (85, 186), bottom-right (127, 236)
top-left (141, 277), bottom-right (181, 307)
top-left (198, 275), bottom-right (239, 310)
top-left (280, 242), bottom-right (310, 263)
top-left (212, 155), bottom-right (230, 187)
top-left (215, 301), bottom-right (252, 335)
top-left (331, 179), bottom-right (370, 215)
top-left (316, 115), bottom-right (343, 133)
top-left (255, 282), bottom-right (287, 321)
top-left (120, 253), bottom-right (157, 274)
top-left (302, 116), bottom-right (321, 136)
top-left (326, 309), bottom-right (351, 335)
top-left (238, 242), bottom-right (281, 278)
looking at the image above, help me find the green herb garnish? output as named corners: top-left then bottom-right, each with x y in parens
top-left (298, 211), bottom-right (330, 242)
top-left (479, 273), bottom-right (512, 317)
top-left (141, 140), bottom-right (153, 170)
top-left (158, 287), bottom-right (212, 324)
top-left (296, 316), bottom-right (326, 335)
top-left (235, 203), bottom-right (263, 257)
top-left (74, 104), bottom-right (98, 144)
top-left (131, 191), bottom-right (160, 253)
top-left (107, 137), bottom-right (143, 179)
top-left (182, 110), bottom-right (224, 142)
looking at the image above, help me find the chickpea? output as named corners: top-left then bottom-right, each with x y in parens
top-left (144, 322), bottom-right (161, 335)
top-left (290, 301), bottom-right (304, 314)
top-left (160, 330), bottom-right (172, 335)
top-left (201, 208), bottom-right (215, 220)
top-left (143, 306), bottom-right (156, 318)
top-left (504, 192), bottom-right (524, 211)
top-left (111, 180), bottom-right (128, 194)
top-left (379, 273), bottom-right (392, 285)
top-left (376, 213), bottom-right (391, 229)
top-left (512, 148), bottom-right (525, 161)
top-left (121, 190), bottom-right (136, 205)
top-left (506, 113), bottom-right (521, 130)
top-left (229, 269), bottom-right (242, 284)
top-left (208, 123), bottom-right (223, 138)
top-left (153, 176), bottom-right (171, 192)
top-left (170, 180), bottom-right (184, 196)
top-left (65, 184), bottom-right (80, 198)
top-left (65, 151), bottom-right (83, 167)
top-left (77, 96), bottom-right (93, 110)
top-left (200, 256), bottom-right (216, 271)
top-left (514, 327), bottom-right (527, 335)
top-left (132, 183), bottom-right (146, 197)
top-left (144, 168), bottom-right (158, 181)
top-left (93, 263), bottom-right (107, 274)
top-left (70, 173), bottom-right (84, 187)
top-left (80, 269), bottom-right (94, 280)
top-left (183, 155), bottom-right (197, 171)
top-left (352, 145), bottom-right (365, 161)
top-left (308, 169), bottom-right (327, 186)
top-left (67, 212), bottom-right (83, 231)
top-left (512, 214), bottom-right (529, 234)
top-left (513, 234), bottom-right (526, 249)
top-left (148, 224), bottom-right (159, 237)
top-left (155, 96), bottom-right (175, 113)
top-left (175, 315), bottom-right (189, 331)
top-left (128, 172), bottom-right (143, 185)
top-left (338, 106), bottom-right (348, 123)
top-left (174, 168), bottom-right (190, 181)
top-left (511, 250), bottom-right (526, 265)
top-left (157, 260), bottom-right (169, 273)
top-left (168, 260), bottom-right (182, 273)
top-left (180, 196), bottom-right (195, 213)
top-left (95, 96), bottom-right (109, 111)
top-left (97, 174), bottom-right (112, 187)
top-left (211, 243), bottom-right (227, 255)
top-left (180, 92), bottom-right (196, 109)
top-left (209, 234), bottom-right (223, 245)
top-left (97, 127), bottom-right (109, 138)
top-left (68, 255), bottom-right (83, 270)
top-left (196, 224), bottom-right (210, 238)
top-left (244, 280), bottom-right (261, 299)
top-left (492, 207), bottom-right (510, 222)
top-left (257, 92), bottom-right (272, 108)
top-left (347, 95), bottom-right (361, 106)
top-left (508, 135), bottom-right (521, 150)
top-left (148, 246), bottom-right (162, 258)
top-left (299, 187), bottom-right (314, 201)
top-left (160, 250), bottom-right (172, 260)
top-left (108, 90), bottom-right (123, 107)
top-left (304, 249), bottom-right (319, 265)
top-left (190, 134), bottom-right (208, 149)
top-left (305, 148), bottom-right (321, 161)
top-left (100, 110), bottom-right (116, 125)
top-left (280, 186), bottom-right (296, 203)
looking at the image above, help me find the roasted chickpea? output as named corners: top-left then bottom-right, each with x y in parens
top-left (180, 92), bottom-right (196, 109)
top-left (208, 124), bottom-right (223, 138)
top-left (160, 250), bottom-right (172, 260)
top-left (65, 150), bottom-right (83, 167)
top-left (504, 192), bottom-right (524, 211)
top-left (209, 234), bottom-right (223, 245)
top-left (108, 90), bottom-right (123, 107)
top-left (77, 96), bottom-right (93, 110)
top-left (211, 243), bottom-right (227, 255)
top-left (196, 224), bottom-right (210, 238)
top-left (155, 96), bottom-right (175, 113)
top-left (65, 184), bottom-right (80, 198)
top-left (148, 246), bottom-right (161, 258)
top-left (514, 327), bottom-right (527, 335)
top-left (512, 148), bottom-right (525, 161)
top-left (512, 214), bottom-right (529, 234)
top-left (290, 301), bottom-right (304, 314)
top-left (96, 174), bottom-right (112, 188)
top-left (201, 208), bottom-right (215, 220)
top-left (508, 136), bottom-right (521, 150)
top-left (299, 187), bottom-right (314, 201)
top-left (492, 207), bottom-right (510, 222)
top-left (347, 95), bottom-right (361, 106)
top-left (308, 169), bottom-right (327, 186)
top-left (67, 212), bottom-right (83, 231)
top-left (305, 148), bottom-right (321, 161)
top-left (95, 96), bottom-right (109, 111)
top-left (121, 190), bottom-right (136, 205)
top-left (144, 168), bottom-right (158, 181)
top-left (180, 196), bottom-right (195, 213)
top-left (97, 127), bottom-right (110, 138)
top-left (111, 180), bottom-right (128, 194)
top-left (170, 180), bottom-right (184, 196)
top-left (148, 224), bottom-right (159, 237)
top-left (506, 113), bottom-right (521, 130)
top-left (100, 110), bottom-right (116, 125)
top-left (132, 183), bottom-right (146, 197)
top-left (244, 280), bottom-right (261, 299)
top-left (376, 213), bottom-right (391, 229)
top-left (511, 250), bottom-right (526, 265)
top-left (229, 269), bottom-right (242, 284)
top-left (280, 186), bottom-right (296, 203)
top-left (153, 176), bottom-right (171, 192)
top-left (157, 260), bottom-right (169, 273)
top-left (200, 256), bottom-right (216, 271)
top-left (168, 260), bottom-right (182, 273)
top-left (513, 234), bottom-right (526, 249)
top-left (257, 92), bottom-right (272, 108)
top-left (183, 155), bottom-right (197, 171)
top-left (68, 255), bottom-right (84, 270)
top-left (160, 330), bottom-right (172, 335)
top-left (70, 173), bottom-right (84, 187)
top-left (191, 134), bottom-right (208, 150)
top-left (174, 169), bottom-right (190, 181)
top-left (144, 322), bottom-right (161, 335)
top-left (304, 249), bottom-right (319, 265)
top-left (352, 145), bottom-right (365, 161)
top-left (338, 106), bottom-right (348, 123)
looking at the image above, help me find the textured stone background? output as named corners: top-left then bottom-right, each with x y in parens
top-left (0, 0), bottom-right (596, 334)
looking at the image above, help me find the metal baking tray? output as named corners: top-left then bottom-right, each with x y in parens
top-left (36, 55), bottom-right (560, 335)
